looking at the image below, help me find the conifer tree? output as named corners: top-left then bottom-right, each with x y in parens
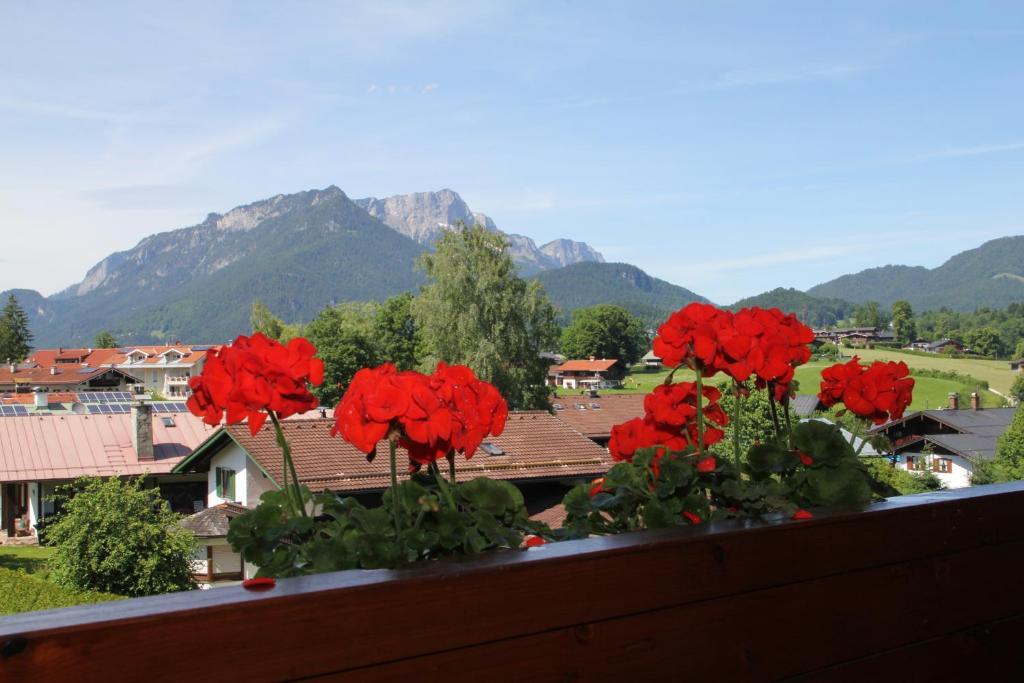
top-left (0, 294), bottom-right (33, 363)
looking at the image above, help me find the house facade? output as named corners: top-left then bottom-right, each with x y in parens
top-left (548, 358), bottom-right (626, 390)
top-left (870, 393), bottom-right (1015, 489)
top-left (0, 401), bottom-right (214, 539)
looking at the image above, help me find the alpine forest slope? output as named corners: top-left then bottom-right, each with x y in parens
top-left (532, 262), bottom-right (708, 327)
top-left (6, 187), bottom-right (428, 345)
top-left (354, 189), bottom-right (604, 276)
top-left (729, 288), bottom-right (855, 328)
top-left (807, 236), bottom-right (1024, 312)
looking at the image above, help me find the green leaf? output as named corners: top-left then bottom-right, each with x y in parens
top-left (791, 420), bottom-right (854, 466)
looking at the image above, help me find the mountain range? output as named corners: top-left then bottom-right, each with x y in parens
top-left (4, 187), bottom-right (677, 346)
top-left (4, 184), bottom-right (1023, 347)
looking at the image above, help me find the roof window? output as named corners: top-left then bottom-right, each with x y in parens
top-left (479, 442), bottom-right (505, 456)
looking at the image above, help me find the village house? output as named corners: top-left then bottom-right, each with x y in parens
top-left (548, 357), bottom-right (626, 390)
top-left (813, 327), bottom-right (895, 347)
top-left (0, 400), bottom-right (215, 540)
top-left (0, 360), bottom-right (141, 395)
top-left (550, 393), bottom-right (645, 447)
top-left (1010, 358), bottom-right (1024, 373)
top-left (640, 350), bottom-right (662, 370)
top-left (172, 412), bottom-right (613, 583)
top-left (920, 338), bottom-right (967, 354)
top-left (112, 345), bottom-right (217, 398)
top-left (870, 392), bottom-right (1015, 489)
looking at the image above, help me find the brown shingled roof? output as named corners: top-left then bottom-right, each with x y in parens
top-left (180, 502), bottom-right (249, 538)
top-left (217, 412), bottom-right (612, 493)
top-left (554, 359), bottom-right (620, 373)
top-left (551, 393), bottom-right (645, 440)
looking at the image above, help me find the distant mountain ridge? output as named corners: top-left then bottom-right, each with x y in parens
top-left (1, 187), bottom-right (656, 346)
top-left (355, 189), bottom-right (604, 275)
top-left (806, 236), bottom-right (1024, 311)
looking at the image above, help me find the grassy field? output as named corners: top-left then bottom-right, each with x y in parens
top-left (605, 350), bottom-right (1009, 412)
top-left (0, 545), bottom-right (122, 615)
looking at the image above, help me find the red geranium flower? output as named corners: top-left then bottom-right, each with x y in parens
top-left (818, 357), bottom-right (915, 425)
top-left (791, 509), bottom-right (814, 520)
top-left (682, 510), bottom-right (702, 525)
top-left (524, 535), bottom-right (546, 548)
top-left (187, 333), bottom-right (324, 435)
top-left (332, 362), bottom-right (508, 467)
top-left (696, 456), bottom-right (717, 473)
top-left (588, 477), bottom-right (606, 497)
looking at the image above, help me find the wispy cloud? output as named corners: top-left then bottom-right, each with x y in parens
top-left (713, 63), bottom-right (867, 89)
top-left (83, 183), bottom-right (217, 210)
top-left (0, 95), bottom-right (134, 123)
top-left (923, 142), bottom-right (1024, 160)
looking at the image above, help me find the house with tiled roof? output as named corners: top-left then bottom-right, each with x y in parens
top-left (180, 502), bottom-right (249, 584)
top-left (548, 357), bottom-right (626, 390)
top-left (0, 401), bottom-right (216, 539)
top-left (1010, 358), bottom-right (1024, 373)
top-left (870, 392), bottom-right (1016, 488)
top-left (550, 393), bottom-right (645, 447)
top-left (172, 412), bottom-right (612, 581)
top-left (0, 360), bottom-right (141, 394)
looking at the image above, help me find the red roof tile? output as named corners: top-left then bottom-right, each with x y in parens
top-left (213, 412), bottom-right (613, 493)
top-left (551, 393), bottom-right (645, 439)
top-left (553, 359), bottom-right (620, 373)
top-left (0, 412), bottom-right (219, 482)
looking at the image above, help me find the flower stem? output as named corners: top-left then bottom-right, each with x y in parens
top-left (732, 381), bottom-right (742, 473)
top-left (782, 399), bottom-right (794, 450)
top-left (430, 460), bottom-right (457, 511)
top-left (448, 452), bottom-right (456, 485)
top-left (694, 371), bottom-right (706, 455)
top-left (767, 394), bottom-right (782, 442)
top-left (388, 439), bottom-right (403, 538)
top-left (269, 412), bottom-right (306, 518)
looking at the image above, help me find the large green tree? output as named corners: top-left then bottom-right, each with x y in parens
top-left (46, 477), bottom-right (195, 597)
top-left (374, 292), bottom-right (420, 370)
top-left (962, 326), bottom-right (1006, 358)
top-left (250, 299), bottom-right (303, 342)
top-left (890, 300), bottom-right (915, 343)
top-left (560, 304), bottom-right (647, 365)
top-left (0, 294), bottom-right (33, 362)
top-left (411, 224), bottom-right (559, 409)
top-left (853, 300), bottom-right (883, 328)
top-left (305, 303), bottom-right (378, 406)
top-left (973, 405), bottom-right (1024, 484)
top-left (93, 330), bottom-right (119, 349)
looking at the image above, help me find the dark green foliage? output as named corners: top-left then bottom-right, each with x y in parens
top-left (962, 326), bottom-right (1007, 358)
top-left (305, 303), bottom-right (378, 406)
top-left (862, 458), bottom-right (944, 495)
top-left (93, 330), bottom-right (118, 349)
top-left (559, 304), bottom-right (647, 364)
top-left (413, 225), bottom-right (559, 410)
top-left (533, 262), bottom-right (707, 328)
top-left (0, 567), bottom-right (122, 615)
top-left (717, 383), bottom-right (777, 458)
top-left (853, 301), bottom-right (885, 328)
top-left (562, 420), bottom-right (876, 538)
top-left (729, 288), bottom-right (855, 327)
top-left (891, 300), bottom-right (915, 343)
top-left (1011, 374), bottom-right (1024, 401)
top-left (807, 236), bottom-right (1024, 311)
top-left (0, 293), bottom-right (33, 362)
top-left (228, 475), bottom-right (547, 575)
top-left (374, 292), bottom-right (420, 370)
top-left (46, 477), bottom-right (196, 597)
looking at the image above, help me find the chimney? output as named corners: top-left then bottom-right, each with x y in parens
top-left (8, 362), bottom-right (14, 373)
top-left (589, 355), bottom-right (596, 362)
top-left (948, 392), bottom-right (959, 410)
top-left (971, 392), bottom-right (980, 411)
top-left (33, 387), bottom-right (47, 409)
top-left (131, 400), bottom-right (154, 461)
top-left (49, 366), bottom-right (58, 375)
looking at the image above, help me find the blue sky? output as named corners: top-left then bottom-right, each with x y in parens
top-left (2, 1), bottom-right (1023, 303)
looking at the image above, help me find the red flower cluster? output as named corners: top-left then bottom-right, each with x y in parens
top-left (817, 356), bottom-right (915, 425)
top-left (187, 333), bottom-right (324, 435)
top-left (608, 381), bottom-right (728, 461)
top-left (332, 362), bottom-right (508, 466)
top-left (652, 303), bottom-right (814, 399)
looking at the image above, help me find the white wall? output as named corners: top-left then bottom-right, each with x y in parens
top-left (207, 441), bottom-right (278, 508)
top-left (903, 453), bottom-right (973, 489)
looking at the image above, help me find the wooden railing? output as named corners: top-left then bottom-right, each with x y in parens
top-left (4, 483), bottom-right (1024, 681)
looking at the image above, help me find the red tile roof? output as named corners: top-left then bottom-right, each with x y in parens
top-left (0, 365), bottom-right (140, 389)
top-left (530, 503), bottom-right (568, 529)
top-left (191, 412), bottom-right (613, 493)
top-left (0, 412), bottom-right (219, 482)
top-left (0, 392), bottom-right (78, 405)
top-left (551, 393), bottom-right (645, 439)
top-left (553, 359), bottom-right (620, 373)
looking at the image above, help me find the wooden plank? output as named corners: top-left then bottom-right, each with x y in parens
top-left (307, 539), bottom-right (1024, 681)
top-left (2, 483), bottom-right (1024, 681)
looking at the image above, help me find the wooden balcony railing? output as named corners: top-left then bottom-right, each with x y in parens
top-left (3, 483), bottom-right (1024, 680)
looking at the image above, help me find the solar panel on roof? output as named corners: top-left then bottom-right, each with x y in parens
top-left (78, 367), bottom-right (96, 374)
top-left (190, 345), bottom-right (214, 351)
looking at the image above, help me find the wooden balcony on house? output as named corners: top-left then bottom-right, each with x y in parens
top-left (3, 483), bottom-right (1024, 680)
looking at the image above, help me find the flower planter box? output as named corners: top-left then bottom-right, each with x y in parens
top-left (4, 483), bottom-right (1024, 680)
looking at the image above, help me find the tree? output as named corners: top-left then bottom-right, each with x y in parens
top-left (411, 224), bottom-right (559, 409)
top-left (1012, 374), bottom-right (1024, 402)
top-left (305, 303), bottom-right (378, 406)
top-left (890, 300), bottom-right (915, 343)
top-left (93, 330), bottom-right (119, 349)
top-left (46, 477), bottom-right (195, 597)
top-left (853, 301), bottom-right (882, 329)
top-left (715, 382), bottom-right (776, 458)
top-left (0, 294), bottom-right (33, 363)
top-left (374, 292), bottom-right (420, 370)
top-left (249, 299), bottom-right (303, 342)
top-left (560, 304), bottom-right (647, 365)
top-left (1014, 340), bottom-right (1024, 360)
top-left (963, 326), bottom-right (1006, 358)
top-left (973, 404), bottom-right (1024, 483)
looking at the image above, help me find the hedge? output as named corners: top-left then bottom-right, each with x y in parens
top-left (0, 567), bottom-right (122, 615)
